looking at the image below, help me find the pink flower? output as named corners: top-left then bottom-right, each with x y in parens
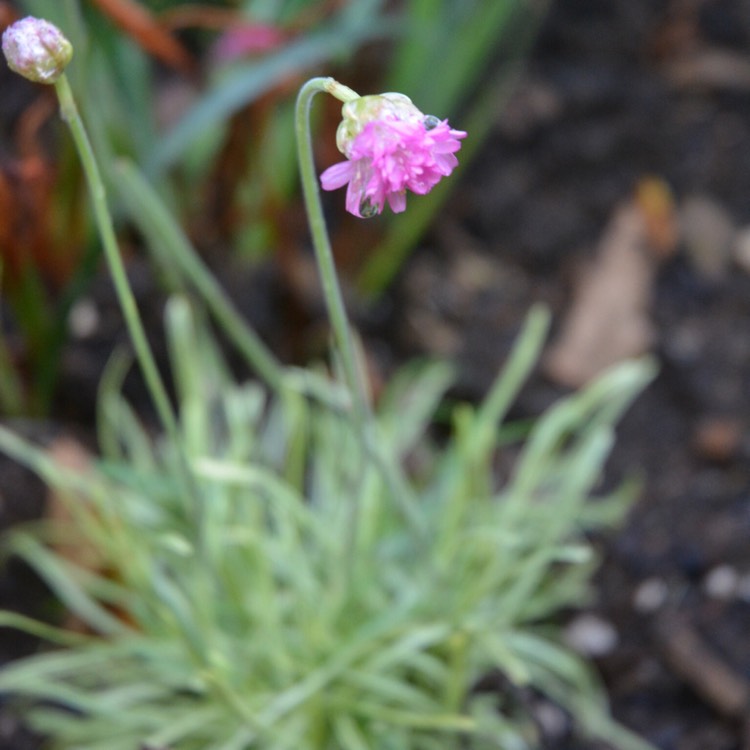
top-left (211, 23), bottom-right (286, 62)
top-left (320, 96), bottom-right (466, 218)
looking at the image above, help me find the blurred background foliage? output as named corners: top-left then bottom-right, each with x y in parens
top-left (0, 0), bottom-right (548, 417)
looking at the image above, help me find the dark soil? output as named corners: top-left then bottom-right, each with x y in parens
top-left (392, 2), bottom-right (750, 747)
top-left (2, 1), bottom-right (750, 749)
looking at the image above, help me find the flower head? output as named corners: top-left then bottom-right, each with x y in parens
top-left (2, 16), bottom-right (73, 84)
top-left (321, 93), bottom-right (466, 218)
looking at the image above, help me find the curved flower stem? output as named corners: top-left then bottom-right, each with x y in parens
top-left (295, 78), bottom-right (425, 540)
top-left (55, 74), bottom-right (178, 441)
top-left (53, 74), bottom-right (204, 524)
top-left (295, 77), bottom-right (369, 423)
top-left (55, 74), bottom-right (178, 440)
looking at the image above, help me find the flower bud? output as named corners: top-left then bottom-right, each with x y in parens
top-left (2, 17), bottom-right (73, 84)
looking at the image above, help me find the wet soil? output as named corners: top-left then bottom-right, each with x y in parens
top-left (2, 1), bottom-right (750, 749)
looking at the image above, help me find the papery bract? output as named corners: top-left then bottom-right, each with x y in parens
top-left (320, 94), bottom-right (466, 218)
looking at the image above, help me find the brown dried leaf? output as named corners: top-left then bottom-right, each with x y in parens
top-left (0, 156), bottom-right (57, 284)
top-left (45, 436), bottom-right (102, 573)
top-left (158, 5), bottom-right (242, 32)
top-left (90, 0), bottom-right (194, 74)
top-left (663, 48), bottom-right (750, 91)
top-left (45, 436), bottom-right (140, 632)
top-left (0, 2), bottom-right (19, 29)
top-left (544, 200), bottom-right (658, 388)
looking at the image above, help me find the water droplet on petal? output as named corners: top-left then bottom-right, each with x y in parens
top-left (423, 115), bottom-right (441, 130)
top-left (359, 199), bottom-right (379, 218)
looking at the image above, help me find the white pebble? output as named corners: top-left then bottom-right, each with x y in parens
top-left (68, 298), bottom-right (99, 338)
top-left (703, 565), bottom-right (739, 599)
top-left (633, 577), bottom-right (669, 613)
top-left (564, 613), bottom-right (618, 657)
top-left (532, 700), bottom-right (569, 740)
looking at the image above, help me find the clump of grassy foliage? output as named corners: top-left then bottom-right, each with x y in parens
top-left (0, 300), bottom-right (654, 750)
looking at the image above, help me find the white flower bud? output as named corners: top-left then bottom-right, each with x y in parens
top-left (2, 17), bottom-right (73, 84)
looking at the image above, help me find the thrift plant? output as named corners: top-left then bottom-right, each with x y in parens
top-left (0, 16), bottom-right (656, 750)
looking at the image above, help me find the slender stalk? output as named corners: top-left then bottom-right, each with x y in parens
top-left (54, 74), bottom-right (179, 444)
top-left (295, 77), bottom-right (368, 422)
top-left (53, 74), bottom-right (205, 532)
top-left (294, 78), bottom-right (425, 539)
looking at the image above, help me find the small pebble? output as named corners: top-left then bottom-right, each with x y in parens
top-left (0, 712), bottom-right (21, 739)
top-left (692, 417), bottom-right (743, 462)
top-left (633, 577), bottom-right (669, 613)
top-left (703, 564), bottom-right (739, 599)
top-left (68, 298), bottom-right (99, 339)
top-left (564, 613), bottom-right (618, 657)
top-left (532, 700), bottom-right (571, 740)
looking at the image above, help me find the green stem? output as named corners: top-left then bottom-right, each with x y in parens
top-left (54, 74), bottom-right (211, 559)
top-left (294, 77), bottom-right (368, 422)
top-left (294, 78), bottom-right (425, 540)
top-left (54, 73), bottom-right (179, 443)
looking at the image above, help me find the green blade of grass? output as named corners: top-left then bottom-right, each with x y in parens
top-left (148, 14), bottom-right (397, 173)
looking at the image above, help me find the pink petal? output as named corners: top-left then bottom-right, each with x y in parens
top-left (387, 191), bottom-right (407, 213)
top-left (345, 184), bottom-right (363, 216)
top-left (320, 161), bottom-right (354, 191)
